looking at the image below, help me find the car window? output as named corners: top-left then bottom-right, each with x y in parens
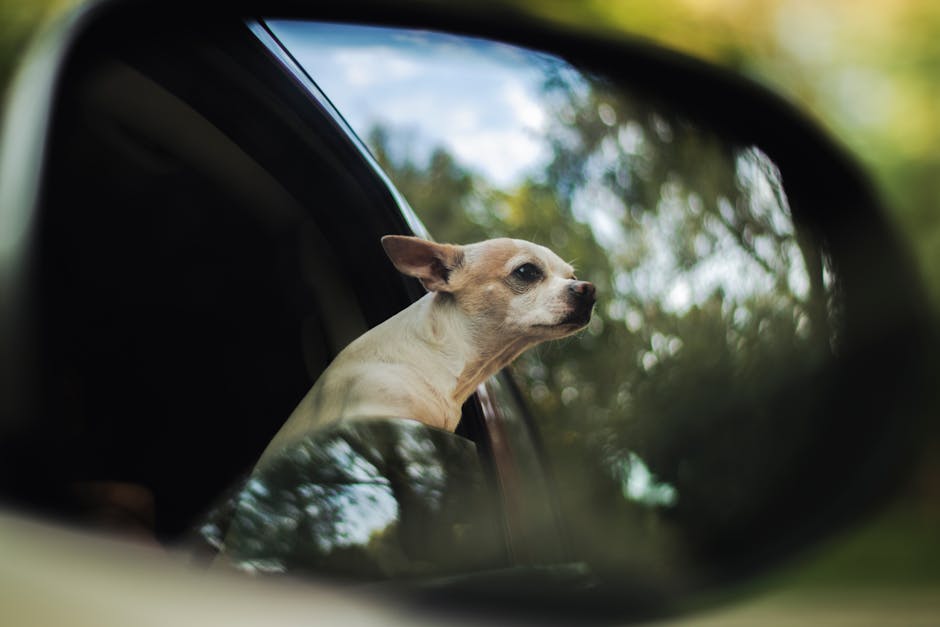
top-left (213, 418), bottom-right (509, 578)
top-left (22, 20), bottom-right (420, 540)
top-left (270, 20), bottom-right (839, 586)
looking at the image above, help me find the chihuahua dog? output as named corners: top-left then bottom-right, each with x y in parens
top-left (257, 235), bottom-right (595, 463)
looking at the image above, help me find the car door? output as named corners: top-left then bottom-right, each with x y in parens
top-left (0, 13), bottom-right (491, 542)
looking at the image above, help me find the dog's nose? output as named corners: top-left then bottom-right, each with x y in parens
top-left (569, 281), bottom-right (596, 303)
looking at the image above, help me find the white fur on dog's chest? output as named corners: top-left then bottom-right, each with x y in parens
top-left (259, 294), bottom-right (469, 461)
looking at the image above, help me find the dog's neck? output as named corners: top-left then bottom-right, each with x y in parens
top-left (399, 292), bottom-right (533, 421)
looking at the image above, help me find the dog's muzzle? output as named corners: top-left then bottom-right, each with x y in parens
top-left (564, 281), bottom-right (597, 326)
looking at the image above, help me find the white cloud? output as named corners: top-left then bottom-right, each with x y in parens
top-left (448, 129), bottom-right (545, 187)
top-left (448, 107), bottom-right (480, 132)
top-left (503, 80), bottom-right (547, 131)
top-left (331, 48), bottom-right (421, 87)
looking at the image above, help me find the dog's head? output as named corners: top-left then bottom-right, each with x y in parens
top-left (382, 235), bottom-right (596, 343)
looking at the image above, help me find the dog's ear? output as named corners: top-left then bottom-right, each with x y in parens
top-left (381, 235), bottom-right (464, 292)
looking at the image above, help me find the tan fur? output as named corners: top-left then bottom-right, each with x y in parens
top-left (255, 236), bottom-right (594, 467)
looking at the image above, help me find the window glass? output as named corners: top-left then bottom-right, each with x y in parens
top-left (212, 419), bottom-right (508, 578)
top-left (272, 20), bottom-right (837, 582)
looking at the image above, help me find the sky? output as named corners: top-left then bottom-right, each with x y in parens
top-left (265, 20), bottom-right (808, 321)
top-left (268, 20), bottom-right (556, 188)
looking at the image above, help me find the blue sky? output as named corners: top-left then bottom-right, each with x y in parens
top-left (266, 21), bottom-right (808, 321)
top-left (267, 20), bottom-right (556, 187)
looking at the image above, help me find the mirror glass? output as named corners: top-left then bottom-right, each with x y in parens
top-left (257, 20), bottom-right (839, 593)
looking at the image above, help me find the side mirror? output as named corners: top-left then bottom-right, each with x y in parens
top-left (0, 1), bottom-right (931, 623)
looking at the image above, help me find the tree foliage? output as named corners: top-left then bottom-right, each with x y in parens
top-left (369, 63), bottom-right (837, 577)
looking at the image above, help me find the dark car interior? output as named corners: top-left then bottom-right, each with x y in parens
top-left (0, 17), bottom-right (463, 541)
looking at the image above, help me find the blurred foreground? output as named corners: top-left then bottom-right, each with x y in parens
top-left (2, 510), bottom-right (937, 626)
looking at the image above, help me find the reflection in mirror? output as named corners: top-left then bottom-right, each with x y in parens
top-left (7, 7), bottom-right (925, 622)
top-left (266, 19), bottom-right (843, 594)
top-left (208, 419), bottom-right (507, 579)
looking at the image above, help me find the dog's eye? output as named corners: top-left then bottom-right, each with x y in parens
top-left (513, 263), bottom-right (543, 282)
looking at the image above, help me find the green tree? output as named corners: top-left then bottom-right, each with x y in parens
top-left (365, 60), bottom-right (837, 579)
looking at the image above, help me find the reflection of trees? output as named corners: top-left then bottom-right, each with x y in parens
top-left (212, 420), bottom-right (507, 579)
top-left (368, 61), bottom-right (839, 578)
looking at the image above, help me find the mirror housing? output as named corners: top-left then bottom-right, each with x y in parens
top-left (0, 0), bottom-right (932, 622)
